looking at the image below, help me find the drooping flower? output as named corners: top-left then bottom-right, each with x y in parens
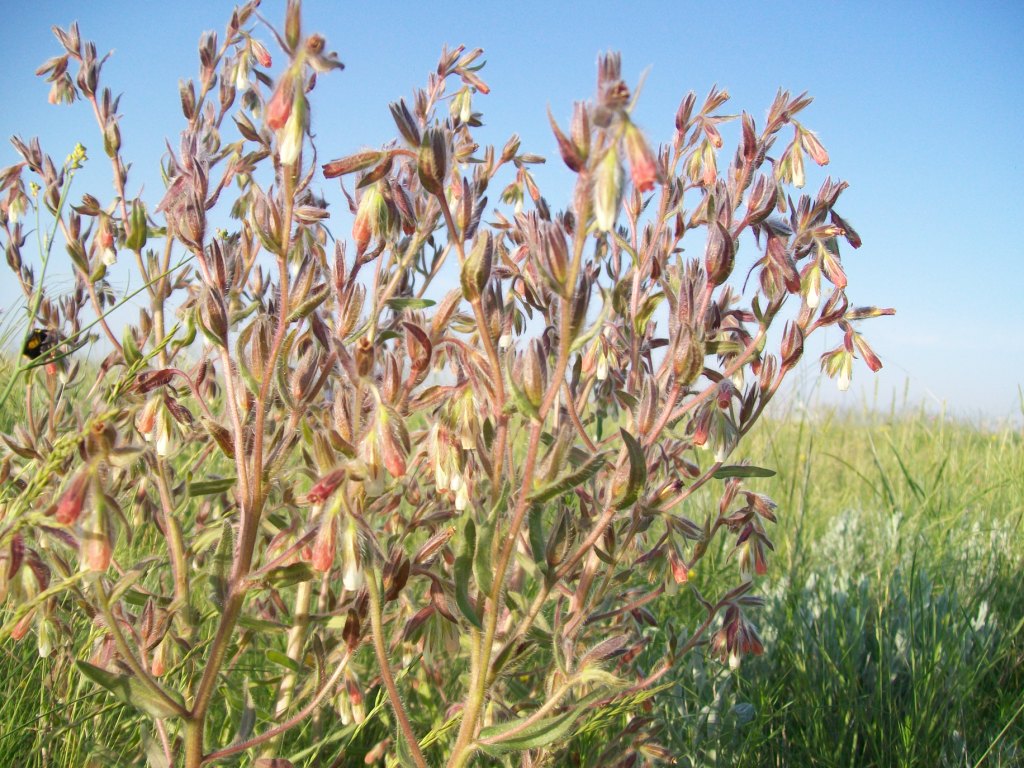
top-left (265, 75), bottom-right (295, 131)
top-left (624, 121), bottom-right (659, 192)
top-left (593, 144), bottom-right (623, 232)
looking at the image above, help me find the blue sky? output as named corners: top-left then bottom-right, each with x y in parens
top-left (1, 1), bottom-right (1021, 420)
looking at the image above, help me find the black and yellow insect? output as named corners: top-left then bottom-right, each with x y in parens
top-left (22, 329), bottom-right (57, 360)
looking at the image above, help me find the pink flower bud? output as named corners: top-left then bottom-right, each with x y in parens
top-left (83, 530), bottom-right (111, 573)
top-left (311, 516), bottom-right (337, 573)
top-left (250, 39), bottom-right (272, 68)
top-left (306, 468), bottom-right (346, 504)
top-left (265, 75), bottom-right (294, 131)
top-left (624, 122), bottom-right (659, 193)
top-left (55, 473), bottom-right (89, 525)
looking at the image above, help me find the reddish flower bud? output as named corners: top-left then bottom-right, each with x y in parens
top-left (668, 549), bottom-right (689, 584)
top-left (800, 127), bottom-right (830, 166)
top-left (265, 75), bottom-right (295, 131)
top-left (56, 472), bottom-right (89, 525)
top-left (250, 39), bottom-right (272, 68)
top-left (311, 516), bottom-right (337, 573)
top-left (306, 468), bottom-right (346, 504)
top-left (624, 122), bottom-right (659, 193)
top-left (853, 332), bottom-right (883, 372)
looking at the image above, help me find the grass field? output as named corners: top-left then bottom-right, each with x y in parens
top-left (1, 387), bottom-right (1021, 766)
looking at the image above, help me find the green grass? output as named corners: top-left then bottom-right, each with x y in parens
top-left (2, 397), bottom-right (1021, 766)
top-left (646, 408), bottom-right (1024, 767)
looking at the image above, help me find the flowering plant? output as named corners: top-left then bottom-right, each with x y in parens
top-left (0, 2), bottom-right (891, 765)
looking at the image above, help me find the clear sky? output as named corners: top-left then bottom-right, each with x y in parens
top-left (1, 1), bottom-right (1021, 421)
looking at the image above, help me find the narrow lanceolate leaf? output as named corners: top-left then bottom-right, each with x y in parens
top-left (614, 428), bottom-right (646, 509)
top-left (234, 678), bottom-right (256, 743)
top-left (528, 505), bottom-right (547, 571)
top-left (712, 464), bottom-right (777, 479)
top-left (528, 452), bottom-right (609, 504)
top-left (187, 477), bottom-right (237, 496)
top-left (477, 690), bottom-right (604, 754)
top-left (209, 522), bottom-right (233, 609)
top-left (473, 484), bottom-right (508, 596)
top-left (385, 297), bottom-right (436, 311)
top-left (264, 562), bottom-right (315, 589)
top-left (265, 649), bottom-right (302, 672)
top-left (76, 660), bottom-right (184, 719)
top-left (454, 518), bottom-right (481, 629)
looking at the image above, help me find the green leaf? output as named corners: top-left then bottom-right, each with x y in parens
top-left (454, 518), bottom-right (481, 629)
top-left (264, 562), bottom-right (315, 589)
top-left (234, 678), bottom-right (256, 744)
top-left (287, 286), bottom-right (330, 322)
top-left (713, 464), bottom-right (777, 479)
top-left (187, 477), bottom-right (237, 496)
top-left (76, 660), bottom-right (184, 719)
top-left (209, 523), bottom-right (233, 609)
top-left (506, 377), bottom-right (540, 421)
top-left (237, 615), bottom-right (288, 633)
top-left (614, 428), bottom-right (647, 509)
top-left (569, 288), bottom-right (611, 353)
top-left (528, 505), bottom-right (546, 571)
top-left (477, 690), bottom-right (605, 755)
top-left (142, 725), bottom-right (170, 768)
top-left (385, 297), bottom-right (436, 310)
top-left (633, 292), bottom-right (665, 335)
top-left (265, 649), bottom-right (302, 672)
top-left (474, 485), bottom-right (508, 597)
top-left (528, 452), bottom-right (609, 504)
top-left (122, 327), bottom-right (143, 367)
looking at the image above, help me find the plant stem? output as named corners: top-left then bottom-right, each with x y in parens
top-left (366, 561), bottom-right (428, 768)
top-left (94, 578), bottom-right (188, 718)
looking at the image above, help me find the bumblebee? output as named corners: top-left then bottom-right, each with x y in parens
top-left (22, 329), bottom-right (58, 360)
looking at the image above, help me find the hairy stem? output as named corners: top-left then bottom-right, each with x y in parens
top-left (367, 560), bottom-right (428, 768)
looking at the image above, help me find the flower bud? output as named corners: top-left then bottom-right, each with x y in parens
top-left (56, 472), bottom-right (89, 525)
top-left (37, 615), bottom-right (53, 658)
top-left (522, 339), bottom-right (548, 410)
top-left (852, 332), bottom-right (883, 372)
top-left (284, 0), bottom-right (301, 50)
top-left (250, 39), bottom-right (272, 68)
top-left (571, 102), bottom-right (591, 163)
top-left (311, 515), bottom-right (337, 572)
top-left (341, 519), bottom-right (363, 592)
top-left (265, 75), bottom-right (295, 131)
top-left (704, 221), bottom-right (735, 286)
top-left (500, 133), bottom-right (520, 163)
top-left (758, 354), bottom-right (778, 392)
top-left (323, 150), bottom-right (384, 179)
top-left (820, 347), bottom-right (854, 391)
top-left (548, 109), bottom-right (583, 172)
top-left (460, 231), bottom-right (493, 301)
top-left (234, 54), bottom-right (251, 91)
top-left (103, 120), bottom-right (121, 158)
top-left (355, 336), bottom-right (374, 378)
top-left (800, 128), bottom-right (830, 166)
top-left (306, 468), bottom-right (346, 504)
top-left (352, 183), bottom-right (387, 255)
top-left (417, 128), bottom-right (448, 197)
top-left (82, 507), bottom-right (111, 573)
top-left (802, 262), bottom-right (822, 309)
top-left (781, 322), bottom-right (804, 369)
top-left (278, 91), bottom-right (306, 166)
top-left (624, 121), bottom-right (659, 193)
top-left (593, 145), bottom-right (623, 232)
top-left (377, 406), bottom-right (409, 478)
top-left (673, 329), bottom-right (704, 386)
